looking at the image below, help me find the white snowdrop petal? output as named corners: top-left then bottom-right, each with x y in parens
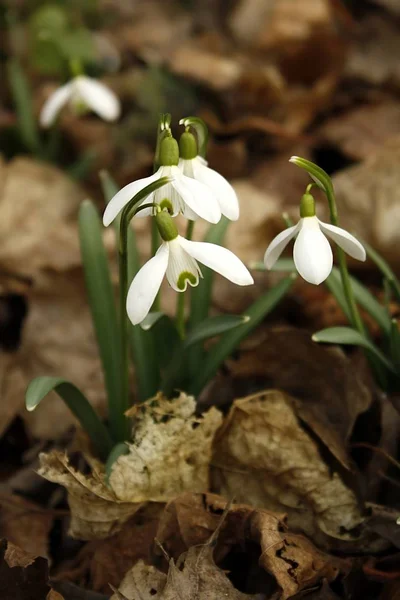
top-left (76, 76), bottom-right (120, 121)
top-left (179, 237), bottom-right (254, 286)
top-left (171, 168), bottom-right (221, 224)
top-left (264, 224), bottom-right (300, 270)
top-left (192, 158), bottom-right (240, 221)
top-left (126, 244), bottom-right (169, 325)
top-left (178, 158), bottom-right (195, 178)
top-left (154, 181), bottom-right (182, 217)
top-left (318, 221), bottom-right (366, 262)
top-left (103, 168), bottom-right (162, 226)
top-left (39, 82), bottom-right (73, 127)
top-left (165, 238), bottom-right (202, 292)
top-left (293, 220), bottom-right (333, 285)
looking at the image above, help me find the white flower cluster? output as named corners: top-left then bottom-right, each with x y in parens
top-left (103, 128), bottom-right (253, 325)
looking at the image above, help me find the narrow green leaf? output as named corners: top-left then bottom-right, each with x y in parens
top-left (161, 316), bottom-right (249, 395)
top-left (390, 320), bottom-right (400, 368)
top-left (362, 239), bottom-right (400, 302)
top-left (79, 200), bottom-right (122, 441)
top-left (26, 377), bottom-right (113, 460)
top-left (68, 150), bottom-right (97, 180)
top-left (312, 327), bottom-right (395, 372)
top-left (185, 315), bottom-right (249, 348)
top-left (331, 268), bottom-right (390, 335)
top-left (105, 442), bottom-right (130, 483)
top-left (100, 169), bottom-right (119, 204)
top-left (187, 275), bottom-right (296, 397)
top-left (7, 59), bottom-right (41, 154)
top-left (324, 270), bottom-right (353, 323)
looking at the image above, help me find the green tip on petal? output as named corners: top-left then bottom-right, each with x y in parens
top-left (177, 271), bottom-right (197, 290)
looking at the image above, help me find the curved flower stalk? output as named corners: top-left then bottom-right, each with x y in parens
top-left (40, 75), bottom-right (120, 127)
top-left (264, 192), bottom-right (366, 285)
top-left (103, 134), bottom-right (221, 227)
top-left (127, 210), bottom-right (253, 325)
top-left (178, 131), bottom-right (240, 221)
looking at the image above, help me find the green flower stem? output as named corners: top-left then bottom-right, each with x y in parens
top-left (176, 292), bottom-right (186, 340)
top-left (325, 185), bottom-right (366, 336)
top-left (113, 177), bottom-right (171, 442)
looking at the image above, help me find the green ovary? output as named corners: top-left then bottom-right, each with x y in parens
top-left (177, 271), bottom-right (197, 291)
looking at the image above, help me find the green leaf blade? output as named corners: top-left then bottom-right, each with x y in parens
top-left (188, 275), bottom-right (296, 397)
top-left (312, 326), bottom-right (395, 372)
top-left (26, 377), bottom-right (113, 460)
top-left (78, 199), bottom-right (122, 440)
top-left (185, 315), bottom-right (249, 348)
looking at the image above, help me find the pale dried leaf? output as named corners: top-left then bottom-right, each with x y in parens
top-left (38, 451), bottom-right (142, 540)
top-left (212, 391), bottom-right (365, 545)
top-left (0, 157), bottom-right (84, 280)
top-left (334, 136), bottom-right (400, 265)
top-left (110, 393), bottom-right (223, 501)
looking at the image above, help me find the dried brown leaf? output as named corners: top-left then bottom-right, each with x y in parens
top-left (0, 539), bottom-right (51, 599)
top-left (212, 391), bottom-right (366, 546)
top-left (155, 493), bottom-right (344, 599)
top-left (112, 394), bottom-right (222, 502)
top-left (56, 504), bottom-right (162, 594)
top-left (333, 136), bottom-right (400, 264)
top-left (319, 101), bottom-right (400, 161)
top-left (39, 394), bottom-right (222, 539)
top-left (0, 492), bottom-right (54, 559)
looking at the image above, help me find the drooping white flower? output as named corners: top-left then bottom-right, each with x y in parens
top-left (264, 194), bottom-right (366, 285)
top-left (178, 131), bottom-right (239, 221)
top-left (126, 212), bottom-right (253, 325)
top-left (103, 136), bottom-right (221, 226)
top-left (40, 75), bottom-right (120, 127)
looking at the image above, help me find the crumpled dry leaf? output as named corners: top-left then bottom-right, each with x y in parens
top-left (0, 492), bottom-right (54, 559)
top-left (202, 327), bottom-right (373, 473)
top-left (115, 493), bottom-right (343, 600)
top-left (0, 156), bottom-right (109, 440)
top-left (111, 543), bottom-right (255, 599)
top-left (319, 101), bottom-right (400, 162)
top-left (0, 156), bottom-right (84, 280)
top-left (55, 503), bottom-right (162, 594)
top-left (111, 393), bottom-right (222, 501)
top-left (38, 450), bottom-right (143, 540)
top-left (345, 16), bottom-right (400, 86)
top-left (38, 394), bottom-right (222, 539)
top-left (0, 538), bottom-right (51, 600)
top-left (212, 390), bottom-right (366, 547)
top-left (333, 136), bottom-right (400, 265)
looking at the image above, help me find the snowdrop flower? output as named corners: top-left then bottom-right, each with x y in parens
top-left (103, 134), bottom-right (221, 226)
top-left (40, 75), bottom-right (120, 127)
top-left (127, 210), bottom-right (253, 325)
top-left (178, 131), bottom-right (239, 221)
top-left (264, 192), bottom-right (366, 285)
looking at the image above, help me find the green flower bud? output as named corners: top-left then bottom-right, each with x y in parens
top-left (155, 210), bottom-right (178, 241)
top-left (179, 131), bottom-right (197, 160)
top-left (300, 193), bottom-right (316, 218)
top-left (159, 135), bottom-right (179, 166)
